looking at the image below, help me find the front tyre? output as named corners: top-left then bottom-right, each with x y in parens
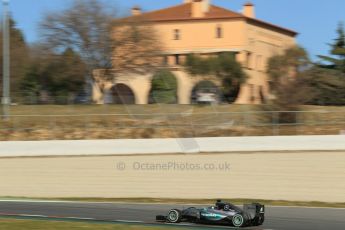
top-left (232, 214), bottom-right (244, 227)
top-left (167, 209), bottom-right (182, 223)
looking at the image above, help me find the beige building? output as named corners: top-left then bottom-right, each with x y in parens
top-left (93, 0), bottom-right (297, 104)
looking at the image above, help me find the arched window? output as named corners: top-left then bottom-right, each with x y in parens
top-left (111, 84), bottom-right (135, 104)
top-left (191, 81), bottom-right (221, 104)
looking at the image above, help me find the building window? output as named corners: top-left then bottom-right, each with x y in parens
top-left (175, 54), bottom-right (180, 65)
top-left (249, 84), bottom-right (255, 103)
top-left (174, 29), bottom-right (180, 40)
top-left (256, 55), bottom-right (262, 71)
top-left (259, 86), bottom-right (266, 103)
top-left (163, 56), bottom-right (168, 66)
top-left (261, 57), bottom-right (266, 71)
top-left (216, 25), bottom-right (222, 38)
top-left (246, 52), bottom-right (252, 69)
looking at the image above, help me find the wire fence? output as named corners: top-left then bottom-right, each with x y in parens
top-left (1, 108), bottom-right (345, 141)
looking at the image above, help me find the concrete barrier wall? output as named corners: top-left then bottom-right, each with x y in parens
top-left (1, 135), bottom-right (345, 157)
top-left (0, 152), bottom-right (344, 202)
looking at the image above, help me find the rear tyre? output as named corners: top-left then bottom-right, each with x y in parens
top-left (167, 209), bottom-right (182, 223)
top-left (257, 214), bottom-right (265, 226)
top-left (232, 214), bottom-right (244, 227)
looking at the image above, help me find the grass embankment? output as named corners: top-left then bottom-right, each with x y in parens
top-left (0, 218), bottom-right (186, 230)
top-left (0, 104), bottom-right (344, 141)
top-left (2, 197), bottom-right (345, 208)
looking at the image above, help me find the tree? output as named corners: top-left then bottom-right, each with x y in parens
top-left (308, 22), bottom-right (345, 106)
top-left (268, 44), bottom-right (345, 110)
top-left (185, 53), bottom-right (247, 103)
top-left (40, 0), bottom-right (115, 72)
top-left (303, 67), bottom-right (345, 106)
top-left (112, 19), bottom-right (162, 74)
top-left (318, 22), bottom-right (345, 74)
top-left (150, 70), bottom-right (177, 104)
top-left (20, 65), bottom-right (41, 104)
top-left (43, 48), bottom-right (87, 98)
top-left (268, 46), bottom-right (310, 91)
top-left (300, 23), bottom-right (345, 105)
top-left (266, 46), bottom-right (313, 122)
top-left (21, 46), bottom-right (86, 103)
top-left (0, 17), bottom-right (30, 99)
top-left (40, 0), bottom-right (162, 99)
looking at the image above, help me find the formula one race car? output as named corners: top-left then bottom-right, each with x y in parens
top-left (156, 200), bottom-right (265, 228)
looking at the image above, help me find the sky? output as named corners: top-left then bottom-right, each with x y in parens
top-left (1, 0), bottom-right (345, 60)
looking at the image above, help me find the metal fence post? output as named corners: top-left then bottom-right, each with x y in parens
top-left (295, 111), bottom-right (299, 135)
top-left (272, 111), bottom-right (279, 136)
top-left (84, 115), bottom-right (88, 139)
top-left (1, 0), bottom-right (11, 120)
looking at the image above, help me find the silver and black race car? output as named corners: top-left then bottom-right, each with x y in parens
top-left (156, 200), bottom-right (265, 228)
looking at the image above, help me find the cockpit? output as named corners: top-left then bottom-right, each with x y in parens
top-left (213, 200), bottom-right (242, 212)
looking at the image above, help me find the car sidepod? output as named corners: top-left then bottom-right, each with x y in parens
top-left (200, 210), bottom-right (228, 222)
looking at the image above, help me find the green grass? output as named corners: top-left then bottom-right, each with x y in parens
top-left (2, 197), bottom-right (345, 208)
top-left (0, 218), bottom-right (187, 230)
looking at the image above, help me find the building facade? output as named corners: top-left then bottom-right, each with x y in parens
top-left (93, 0), bottom-right (297, 104)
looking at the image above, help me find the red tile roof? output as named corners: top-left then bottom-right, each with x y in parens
top-left (125, 3), bottom-right (242, 21)
top-left (122, 3), bottom-right (297, 36)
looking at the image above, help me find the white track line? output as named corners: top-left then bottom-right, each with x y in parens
top-left (114, 220), bottom-right (144, 223)
top-left (0, 213), bottom-right (275, 229)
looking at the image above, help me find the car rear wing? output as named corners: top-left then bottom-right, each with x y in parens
top-left (243, 203), bottom-right (265, 219)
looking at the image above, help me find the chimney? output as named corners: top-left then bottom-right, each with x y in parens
top-left (243, 2), bottom-right (255, 18)
top-left (190, 0), bottom-right (211, 18)
top-left (131, 6), bottom-right (142, 16)
top-left (202, 0), bottom-right (211, 13)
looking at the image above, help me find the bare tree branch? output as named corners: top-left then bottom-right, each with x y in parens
top-left (40, 0), bottom-right (116, 73)
top-left (40, 1), bottom-right (162, 82)
top-left (111, 19), bottom-right (162, 74)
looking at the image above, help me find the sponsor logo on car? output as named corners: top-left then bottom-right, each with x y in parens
top-left (201, 213), bottom-right (225, 219)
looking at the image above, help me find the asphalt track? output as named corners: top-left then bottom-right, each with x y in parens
top-left (0, 201), bottom-right (344, 230)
